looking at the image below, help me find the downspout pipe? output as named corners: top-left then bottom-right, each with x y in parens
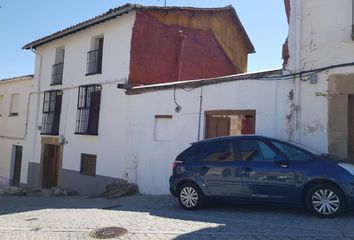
top-left (294, 0), bottom-right (302, 142)
top-left (30, 47), bottom-right (42, 185)
top-left (352, 0), bottom-right (354, 40)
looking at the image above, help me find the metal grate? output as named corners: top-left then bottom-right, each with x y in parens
top-left (51, 62), bottom-right (64, 85)
top-left (86, 48), bottom-right (103, 75)
top-left (89, 227), bottom-right (127, 239)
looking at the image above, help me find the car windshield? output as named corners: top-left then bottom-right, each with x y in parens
top-left (286, 141), bottom-right (322, 155)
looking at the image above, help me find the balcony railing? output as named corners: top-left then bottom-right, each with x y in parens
top-left (86, 48), bottom-right (103, 75)
top-left (51, 62), bottom-right (64, 85)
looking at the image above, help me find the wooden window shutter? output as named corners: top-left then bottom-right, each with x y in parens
top-left (87, 89), bottom-right (101, 135)
top-left (52, 93), bottom-right (62, 135)
top-left (80, 153), bottom-right (97, 176)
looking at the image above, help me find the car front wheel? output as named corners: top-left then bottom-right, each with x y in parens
top-left (178, 183), bottom-right (203, 210)
top-left (305, 184), bottom-right (346, 218)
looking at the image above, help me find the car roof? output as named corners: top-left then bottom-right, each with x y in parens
top-left (192, 135), bottom-right (274, 145)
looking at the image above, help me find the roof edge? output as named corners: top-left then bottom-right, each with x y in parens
top-left (125, 69), bottom-right (283, 95)
top-left (0, 75), bottom-right (34, 83)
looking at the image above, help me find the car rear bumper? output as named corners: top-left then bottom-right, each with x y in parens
top-left (169, 176), bottom-right (178, 197)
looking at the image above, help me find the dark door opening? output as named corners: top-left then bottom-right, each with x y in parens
top-left (11, 145), bottom-right (23, 186)
top-left (349, 95), bottom-right (354, 161)
top-left (42, 144), bottom-right (60, 188)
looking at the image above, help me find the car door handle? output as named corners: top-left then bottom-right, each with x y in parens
top-left (241, 167), bottom-right (253, 173)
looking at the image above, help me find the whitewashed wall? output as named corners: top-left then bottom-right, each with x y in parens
top-left (0, 77), bottom-right (35, 185)
top-left (285, 0), bottom-right (354, 153)
top-left (28, 12), bottom-right (135, 186)
top-left (125, 78), bottom-right (293, 194)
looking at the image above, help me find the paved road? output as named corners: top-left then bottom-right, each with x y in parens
top-left (0, 194), bottom-right (354, 239)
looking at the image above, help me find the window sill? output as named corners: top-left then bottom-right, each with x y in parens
top-left (40, 133), bottom-right (59, 136)
top-left (75, 132), bottom-right (98, 136)
top-left (50, 82), bottom-right (62, 86)
top-left (8, 114), bottom-right (18, 117)
top-left (85, 72), bottom-right (102, 76)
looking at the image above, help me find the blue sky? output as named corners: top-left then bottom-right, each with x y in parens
top-left (0, 0), bottom-right (288, 79)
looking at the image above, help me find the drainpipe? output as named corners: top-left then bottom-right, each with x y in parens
top-left (30, 47), bottom-right (42, 186)
top-left (294, 0), bottom-right (302, 142)
top-left (197, 86), bottom-right (203, 141)
top-left (352, 0), bottom-right (354, 40)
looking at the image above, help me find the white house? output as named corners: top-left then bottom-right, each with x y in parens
top-left (2, 1), bottom-right (353, 195)
top-left (284, 0), bottom-right (354, 159)
top-left (0, 75), bottom-right (35, 188)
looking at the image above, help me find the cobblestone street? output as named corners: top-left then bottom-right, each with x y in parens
top-left (0, 194), bottom-right (354, 239)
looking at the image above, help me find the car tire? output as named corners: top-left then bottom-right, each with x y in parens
top-left (305, 183), bottom-right (346, 218)
top-left (178, 182), bottom-right (204, 210)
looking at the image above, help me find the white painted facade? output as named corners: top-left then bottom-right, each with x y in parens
top-left (0, 76), bottom-right (35, 186)
top-left (285, 0), bottom-right (354, 156)
top-left (3, 1), bottom-right (353, 194)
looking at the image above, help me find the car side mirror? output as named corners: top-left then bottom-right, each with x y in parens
top-left (273, 155), bottom-right (289, 168)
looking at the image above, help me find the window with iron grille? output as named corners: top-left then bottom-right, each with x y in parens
top-left (75, 84), bottom-right (102, 135)
top-left (86, 37), bottom-right (103, 75)
top-left (41, 90), bottom-right (62, 135)
top-left (51, 47), bottom-right (65, 85)
top-left (80, 153), bottom-right (97, 176)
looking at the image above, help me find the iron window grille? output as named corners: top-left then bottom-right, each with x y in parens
top-left (86, 48), bottom-right (103, 75)
top-left (51, 62), bottom-right (64, 85)
top-left (75, 84), bottom-right (102, 135)
top-left (41, 90), bottom-right (63, 135)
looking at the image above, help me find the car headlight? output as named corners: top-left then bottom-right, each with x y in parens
top-left (338, 162), bottom-right (354, 175)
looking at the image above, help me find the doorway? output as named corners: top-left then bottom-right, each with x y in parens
top-left (349, 95), bottom-right (354, 161)
top-left (11, 145), bottom-right (23, 186)
top-left (42, 144), bottom-right (60, 188)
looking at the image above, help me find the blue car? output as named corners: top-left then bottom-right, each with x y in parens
top-left (169, 135), bottom-right (354, 217)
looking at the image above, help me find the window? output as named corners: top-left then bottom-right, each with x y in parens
top-left (239, 140), bottom-right (277, 161)
top-left (9, 94), bottom-right (19, 116)
top-left (0, 95), bottom-right (3, 116)
top-left (86, 36), bottom-right (103, 75)
top-left (80, 153), bottom-right (97, 176)
top-left (198, 141), bottom-right (236, 162)
top-left (205, 110), bottom-right (256, 139)
top-left (271, 141), bottom-right (313, 162)
top-left (51, 47), bottom-right (65, 85)
top-left (41, 90), bottom-right (63, 135)
top-left (75, 85), bottom-right (102, 135)
top-left (154, 115), bottom-right (173, 141)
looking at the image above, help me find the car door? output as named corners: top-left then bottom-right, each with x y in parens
top-left (195, 140), bottom-right (246, 197)
top-left (237, 139), bottom-right (297, 202)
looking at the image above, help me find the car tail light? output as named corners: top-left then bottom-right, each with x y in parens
top-left (173, 160), bottom-right (183, 173)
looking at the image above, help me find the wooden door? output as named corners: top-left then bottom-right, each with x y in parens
top-left (12, 146), bottom-right (23, 186)
top-left (42, 144), bottom-right (60, 188)
top-left (348, 95), bottom-right (354, 161)
top-left (205, 116), bottom-right (231, 139)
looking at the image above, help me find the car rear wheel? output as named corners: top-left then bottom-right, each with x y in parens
top-left (178, 182), bottom-right (203, 210)
top-left (305, 184), bottom-right (346, 218)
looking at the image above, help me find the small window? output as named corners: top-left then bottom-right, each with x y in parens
top-left (51, 47), bottom-right (65, 85)
top-left (80, 153), bottom-right (97, 176)
top-left (86, 36), bottom-right (104, 75)
top-left (41, 90), bottom-right (63, 135)
top-left (271, 141), bottom-right (313, 162)
top-left (75, 84), bottom-right (102, 135)
top-left (9, 94), bottom-right (19, 116)
top-left (239, 140), bottom-right (277, 161)
top-left (198, 141), bottom-right (236, 162)
top-left (154, 115), bottom-right (173, 141)
top-left (0, 95), bottom-right (3, 116)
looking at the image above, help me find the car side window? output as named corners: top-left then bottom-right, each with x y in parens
top-left (239, 140), bottom-right (277, 161)
top-left (271, 141), bottom-right (313, 162)
top-left (177, 145), bottom-right (200, 163)
top-left (198, 141), bottom-right (236, 162)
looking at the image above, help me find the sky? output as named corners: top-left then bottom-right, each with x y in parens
top-left (0, 0), bottom-right (288, 79)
